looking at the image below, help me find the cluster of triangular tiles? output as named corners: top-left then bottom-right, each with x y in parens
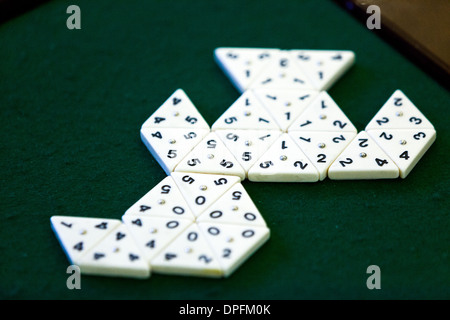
top-left (51, 47), bottom-right (436, 279)
top-left (51, 173), bottom-right (270, 278)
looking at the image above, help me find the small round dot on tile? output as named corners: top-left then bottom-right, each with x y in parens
top-left (113, 247), bottom-right (120, 253)
top-left (400, 139), bottom-right (407, 145)
top-left (80, 229), bottom-right (87, 235)
top-left (199, 185), bottom-right (207, 191)
top-left (318, 143), bottom-right (326, 149)
top-left (232, 205), bottom-right (239, 211)
top-left (319, 114), bottom-right (327, 120)
top-left (226, 237), bottom-right (234, 243)
top-left (185, 247), bottom-right (193, 253)
top-left (207, 154), bottom-right (214, 159)
top-left (279, 73), bottom-right (286, 78)
top-left (169, 139), bottom-right (176, 144)
top-left (244, 111), bottom-right (251, 117)
top-left (173, 111), bottom-right (180, 117)
top-left (280, 155), bottom-right (288, 161)
top-left (360, 152), bottom-right (367, 158)
top-left (396, 111), bottom-right (403, 117)
top-left (245, 140), bottom-right (252, 146)
top-left (284, 102), bottom-right (292, 107)
top-left (157, 199), bottom-right (165, 205)
top-left (149, 228), bottom-right (158, 234)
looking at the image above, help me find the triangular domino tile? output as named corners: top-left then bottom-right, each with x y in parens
top-left (287, 91), bottom-right (357, 133)
top-left (248, 133), bottom-right (319, 182)
top-left (367, 129), bottom-right (436, 178)
top-left (141, 89), bottom-right (210, 129)
top-left (211, 90), bottom-right (279, 131)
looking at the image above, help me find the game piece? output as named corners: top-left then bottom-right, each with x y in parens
top-left (288, 130), bottom-right (357, 180)
top-left (367, 129), bottom-right (436, 178)
top-left (365, 90), bottom-right (435, 131)
top-left (197, 182), bottom-right (267, 227)
top-left (122, 215), bottom-right (193, 264)
top-left (151, 223), bottom-right (223, 277)
top-left (215, 129), bottom-right (282, 176)
top-left (328, 131), bottom-right (399, 180)
top-left (198, 222), bottom-right (270, 277)
top-left (50, 216), bottom-right (122, 265)
top-left (174, 132), bottom-right (246, 180)
top-left (78, 223), bottom-right (150, 279)
top-left (248, 133), bottom-right (319, 182)
top-left (171, 172), bottom-right (241, 218)
top-left (250, 51), bottom-right (315, 90)
top-left (141, 89), bottom-right (210, 129)
top-left (214, 47), bottom-right (279, 93)
top-left (140, 127), bottom-right (210, 175)
top-left (252, 88), bottom-right (319, 132)
top-left (211, 90), bottom-right (279, 131)
top-left (123, 176), bottom-right (196, 221)
top-left (287, 91), bottom-right (357, 133)
top-left (290, 49), bottom-right (355, 91)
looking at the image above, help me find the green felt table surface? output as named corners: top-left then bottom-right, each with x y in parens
top-left (0, 0), bottom-right (448, 300)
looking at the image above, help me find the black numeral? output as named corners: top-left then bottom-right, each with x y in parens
top-left (332, 135), bottom-right (345, 143)
top-left (195, 196), bottom-right (206, 205)
top-left (376, 117), bottom-right (389, 126)
top-left (260, 161), bottom-right (273, 169)
top-left (225, 117), bottom-right (237, 124)
top-left (300, 137), bottom-right (311, 143)
top-left (161, 185), bottom-right (171, 194)
top-left (380, 132), bottom-right (393, 140)
top-left (172, 97), bottom-right (181, 105)
top-left (226, 133), bottom-right (239, 141)
top-left (214, 178), bottom-right (227, 185)
top-left (223, 249), bottom-right (231, 258)
top-left (242, 152), bottom-right (252, 161)
top-left (184, 132), bottom-right (197, 139)
top-left (182, 175), bottom-right (195, 184)
top-left (140, 205), bottom-right (151, 212)
top-left (187, 158), bottom-right (201, 166)
top-left (375, 158), bottom-right (388, 167)
top-left (333, 120), bottom-right (347, 129)
top-left (317, 154), bottom-right (326, 163)
top-left (153, 117), bottom-right (165, 124)
top-left (300, 120), bottom-right (312, 127)
top-left (220, 159), bottom-right (233, 168)
top-left (409, 117), bottom-right (422, 125)
top-left (413, 132), bottom-right (426, 140)
top-left (151, 131), bottom-right (162, 139)
top-left (294, 161), bottom-right (308, 170)
top-left (393, 97), bottom-right (402, 106)
top-left (358, 138), bottom-right (369, 148)
top-left (167, 150), bottom-right (177, 158)
top-left (232, 191), bottom-right (242, 200)
top-left (199, 255), bottom-right (212, 264)
top-left (399, 151), bottom-right (410, 160)
top-left (339, 158), bottom-right (353, 167)
top-left (207, 140), bottom-right (217, 148)
top-left (185, 116), bottom-right (197, 124)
